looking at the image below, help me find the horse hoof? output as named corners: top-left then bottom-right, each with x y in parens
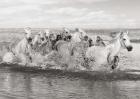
top-left (111, 65), bottom-right (115, 69)
top-left (111, 64), bottom-right (118, 70)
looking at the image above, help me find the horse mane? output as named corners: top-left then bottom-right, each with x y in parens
top-left (109, 32), bottom-right (121, 44)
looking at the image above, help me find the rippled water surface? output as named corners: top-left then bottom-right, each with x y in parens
top-left (0, 43), bottom-right (140, 99)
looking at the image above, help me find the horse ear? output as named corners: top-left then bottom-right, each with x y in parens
top-left (126, 31), bottom-right (129, 34)
top-left (64, 28), bottom-right (70, 32)
top-left (120, 31), bottom-right (128, 37)
top-left (24, 27), bottom-right (31, 34)
top-left (119, 32), bottom-right (124, 38)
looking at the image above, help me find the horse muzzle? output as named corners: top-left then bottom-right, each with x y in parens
top-left (41, 38), bottom-right (45, 41)
top-left (127, 46), bottom-right (133, 51)
top-left (27, 37), bottom-right (32, 43)
top-left (84, 35), bottom-right (88, 41)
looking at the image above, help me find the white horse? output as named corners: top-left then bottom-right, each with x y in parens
top-left (71, 28), bottom-right (87, 42)
top-left (32, 30), bottom-right (51, 55)
top-left (3, 27), bottom-right (33, 65)
top-left (62, 27), bottom-right (70, 36)
top-left (45, 28), bottom-right (50, 37)
top-left (86, 31), bottom-right (133, 70)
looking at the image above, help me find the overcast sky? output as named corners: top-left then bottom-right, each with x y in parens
top-left (0, 0), bottom-right (139, 28)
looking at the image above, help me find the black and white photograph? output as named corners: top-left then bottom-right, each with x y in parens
top-left (0, 0), bottom-right (139, 99)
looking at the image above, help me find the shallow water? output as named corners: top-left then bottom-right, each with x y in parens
top-left (0, 43), bottom-right (140, 99)
top-left (0, 69), bottom-right (140, 99)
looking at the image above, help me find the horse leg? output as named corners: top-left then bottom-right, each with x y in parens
top-left (83, 57), bottom-right (91, 70)
top-left (111, 56), bottom-right (119, 69)
top-left (29, 56), bottom-right (32, 63)
top-left (107, 54), bottom-right (118, 70)
top-left (71, 47), bottom-right (75, 56)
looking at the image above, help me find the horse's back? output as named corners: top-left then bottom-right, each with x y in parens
top-left (86, 46), bottom-right (107, 58)
top-left (14, 39), bottom-right (25, 54)
top-left (14, 38), bottom-right (31, 55)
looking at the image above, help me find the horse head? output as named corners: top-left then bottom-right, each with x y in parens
top-left (49, 33), bottom-right (56, 41)
top-left (72, 28), bottom-right (87, 42)
top-left (63, 27), bottom-right (70, 34)
top-left (88, 38), bottom-right (93, 47)
top-left (24, 27), bottom-right (33, 45)
top-left (56, 34), bottom-right (63, 41)
top-left (78, 28), bottom-right (87, 39)
top-left (119, 31), bottom-right (133, 51)
top-left (44, 29), bottom-right (50, 37)
top-left (39, 31), bottom-right (46, 42)
top-left (96, 36), bottom-right (103, 42)
top-left (95, 36), bottom-right (106, 47)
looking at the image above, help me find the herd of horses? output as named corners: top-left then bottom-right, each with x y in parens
top-left (2, 27), bottom-right (133, 71)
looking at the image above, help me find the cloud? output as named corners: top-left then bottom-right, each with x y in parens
top-left (0, 0), bottom-right (137, 28)
top-left (76, 0), bottom-right (109, 3)
top-left (18, 0), bottom-right (109, 5)
top-left (19, 0), bottom-right (57, 5)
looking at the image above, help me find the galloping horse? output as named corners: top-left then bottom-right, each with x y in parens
top-left (3, 27), bottom-right (33, 64)
top-left (86, 31), bottom-right (133, 70)
top-left (14, 27), bottom-right (33, 64)
top-left (53, 29), bottom-right (93, 69)
top-left (55, 28), bottom-right (91, 58)
top-left (61, 28), bottom-right (72, 41)
top-left (45, 29), bottom-right (50, 37)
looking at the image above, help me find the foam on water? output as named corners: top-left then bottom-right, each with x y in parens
top-left (119, 43), bottom-right (140, 70)
top-left (1, 43), bottom-right (140, 72)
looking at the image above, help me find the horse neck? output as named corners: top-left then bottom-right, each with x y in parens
top-left (71, 33), bottom-right (80, 42)
top-left (107, 38), bottom-right (121, 56)
top-left (15, 38), bottom-right (28, 53)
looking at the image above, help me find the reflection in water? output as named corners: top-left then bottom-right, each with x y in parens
top-left (0, 70), bottom-right (33, 99)
top-left (0, 69), bottom-right (139, 99)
